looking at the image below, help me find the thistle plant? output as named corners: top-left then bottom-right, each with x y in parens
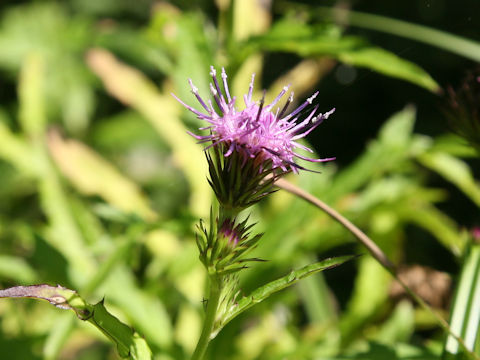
top-left (173, 66), bottom-right (339, 360)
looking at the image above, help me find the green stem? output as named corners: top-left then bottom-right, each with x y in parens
top-left (191, 275), bottom-right (222, 360)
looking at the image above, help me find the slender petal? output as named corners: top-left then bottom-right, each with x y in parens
top-left (173, 67), bottom-right (335, 173)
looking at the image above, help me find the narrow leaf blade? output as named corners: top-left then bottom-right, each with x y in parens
top-left (219, 255), bottom-right (355, 329)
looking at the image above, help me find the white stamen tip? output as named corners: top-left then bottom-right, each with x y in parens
top-left (307, 92), bottom-right (318, 104)
top-left (209, 66), bottom-right (216, 76)
top-left (221, 67), bottom-right (227, 79)
top-left (209, 83), bottom-right (218, 95)
top-left (324, 108), bottom-right (335, 119)
top-left (289, 93), bottom-right (294, 102)
top-left (188, 79), bottom-right (198, 94)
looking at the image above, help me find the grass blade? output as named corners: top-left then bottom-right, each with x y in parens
top-left (444, 239), bottom-right (480, 358)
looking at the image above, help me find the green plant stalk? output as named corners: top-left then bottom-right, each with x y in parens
top-left (276, 178), bottom-right (479, 360)
top-left (443, 242), bottom-right (480, 359)
top-left (191, 275), bottom-right (222, 360)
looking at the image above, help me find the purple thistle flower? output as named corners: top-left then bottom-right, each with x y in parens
top-left (173, 66), bottom-right (335, 174)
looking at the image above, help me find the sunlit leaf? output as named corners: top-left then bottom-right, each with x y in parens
top-left (338, 47), bottom-right (439, 92)
top-left (0, 3), bottom-right (95, 133)
top-left (0, 255), bottom-right (36, 283)
top-left (418, 152), bottom-right (480, 208)
top-left (444, 241), bottom-right (480, 358)
top-left (18, 53), bottom-right (46, 138)
top-left (247, 19), bottom-right (440, 92)
top-left (340, 257), bottom-right (391, 341)
top-left (103, 266), bottom-right (173, 349)
top-left (48, 130), bottom-right (157, 221)
top-left (87, 48), bottom-right (210, 217)
top-left (218, 255), bottom-right (355, 333)
top-left (318, 7), bottom-right (480, 63)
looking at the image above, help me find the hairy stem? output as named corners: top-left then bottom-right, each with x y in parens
top-left (191, 275), bottom-right (222, 360)
top-left (276, 178), bottom-right (479, 360)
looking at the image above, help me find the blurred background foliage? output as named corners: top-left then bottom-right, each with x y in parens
top-left (0, 0), bottom-right (479, 359)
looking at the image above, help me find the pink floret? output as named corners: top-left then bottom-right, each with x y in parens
top-left (173, 66), bottom-right (335, 173)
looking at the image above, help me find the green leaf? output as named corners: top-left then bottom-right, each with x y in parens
top-left (317, 7), bottom-right (480, 63)
top-left (217, 255), bottom-right (355, 333)
top-left (0, 285), bottom-right (152, 360)
top-left (374, 301), bottom-right (415, 344)
top-left (18, 53), bottom-right (46, 138)
top-left (377, 105), bottom-right (417, 147)
top-left (337, 47), bottom-right (439, 92)
top-left (0, 3), bottom-right (95, 133)
top-left (329, 106), bottom-right (421, 199)
top-left (418, 152), bottom-right (480, 208)
top-left (340, 256), bottom-right (392, 341)
top-left (103, 266), bottom-right (173, 349)
top-left (400, 204), bottom-right (466, 256)
top-left (47, 131), bottom-right (157, 221)
top-left (14, 49), bottom-right (97, 287)
top-left (87, 48), bottom-right (211, 217)
top-left (334, 341), bottom-right (440, 360)
top-left (296, 255), bottom-right (338, 324)
top-left (0, 255), bottom-right (36, 283)
top-left (444, 241), bottom-right (480, 359)
top-left (248, 19), bottom-right (440, 92)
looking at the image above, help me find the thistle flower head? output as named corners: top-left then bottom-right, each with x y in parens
top-left (173, 66), bottom-right (335, 174)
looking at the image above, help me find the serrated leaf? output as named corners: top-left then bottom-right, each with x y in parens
top-left (0, 285), bottom-right (152, 360)
top-left (217, 255), bottom-right (355, 333)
